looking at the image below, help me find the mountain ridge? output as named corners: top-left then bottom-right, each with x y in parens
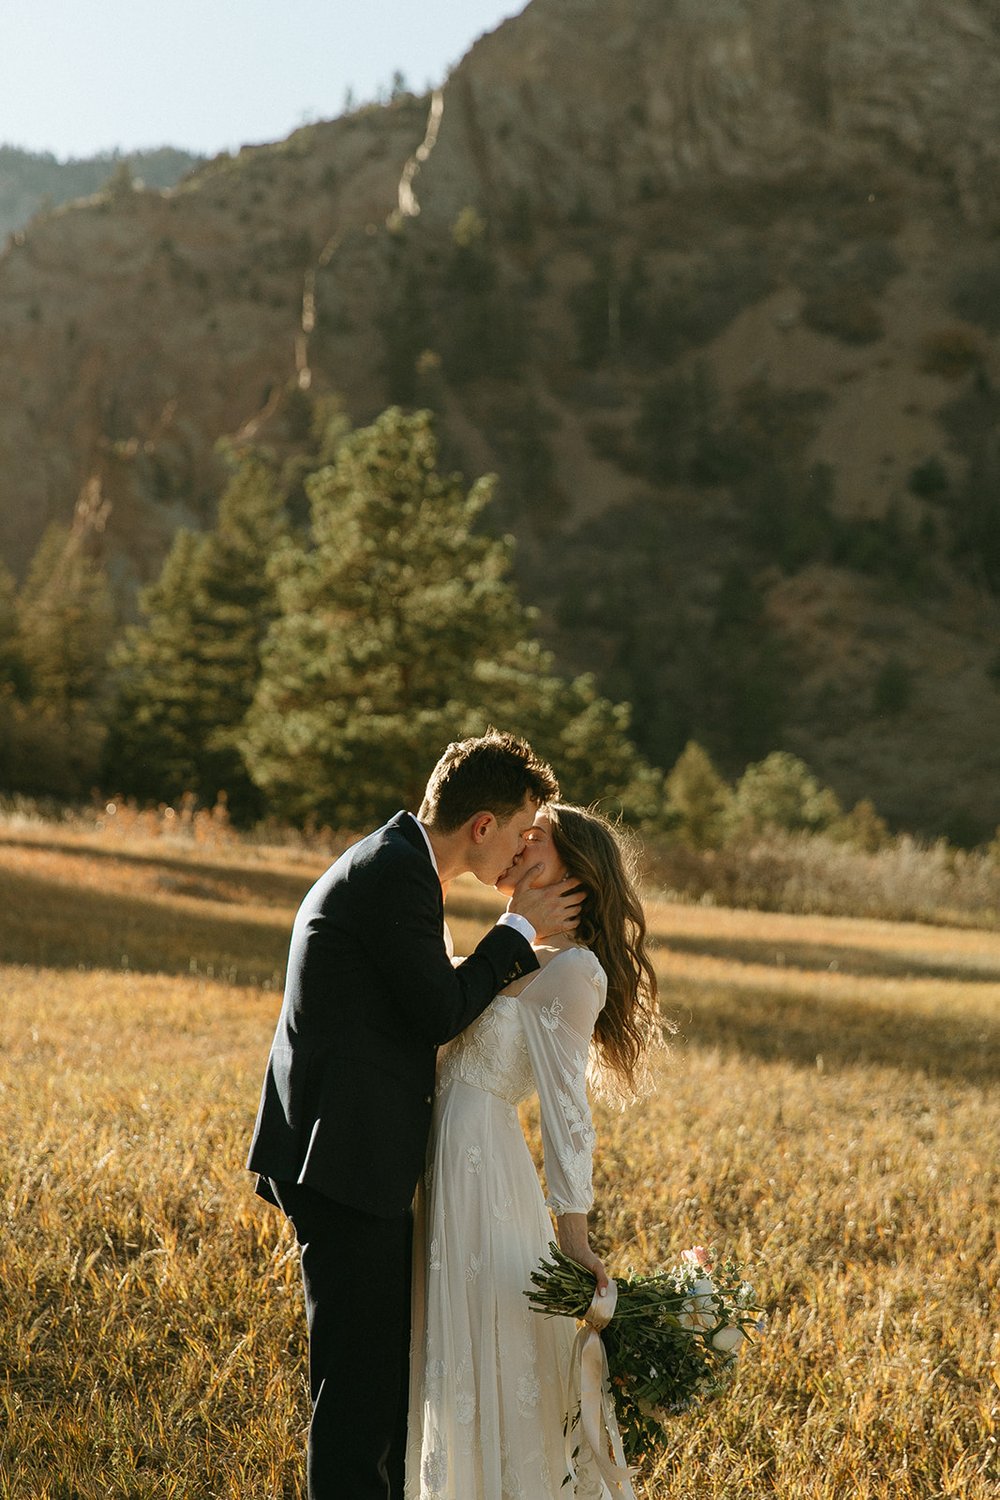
top-left (1, 0), bottom-right (999, 838)
top-left (0, 143), bottom-right (202, 241)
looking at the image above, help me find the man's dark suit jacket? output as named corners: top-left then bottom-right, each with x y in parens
top-left (247, 810), bottom-right (538, 1218)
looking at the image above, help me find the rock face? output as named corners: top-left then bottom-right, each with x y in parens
top-left (1, 0), bottom-right (999, 836)
top-left (421, 0), bottom-right (1000, 225)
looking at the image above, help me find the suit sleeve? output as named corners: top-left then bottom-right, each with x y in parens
top-left (368, 852), bottom-right (537, 1046)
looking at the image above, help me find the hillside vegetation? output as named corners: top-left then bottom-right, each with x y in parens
top-left (0, 144), bottom-right (200, 240)
top-left (1, 0), bottom-right (1000, 835)
top-left (0, 817), bottom-right (997, 1496)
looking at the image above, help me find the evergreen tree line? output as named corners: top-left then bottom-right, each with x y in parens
top-left (0, 401), bottom-right (884, 841)
top-left (0, 406), bottom-right (654, 826)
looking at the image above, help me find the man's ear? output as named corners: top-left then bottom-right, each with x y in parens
top-left (470, 812), bottom-right (495, 844)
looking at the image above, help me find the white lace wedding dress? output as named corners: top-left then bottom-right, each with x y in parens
top-left (405, 945), bottom-right (611, 1500)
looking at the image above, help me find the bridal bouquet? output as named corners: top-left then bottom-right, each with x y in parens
top-left (526, 1242), bottom-right (764, 1468)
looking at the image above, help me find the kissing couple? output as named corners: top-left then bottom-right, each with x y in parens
top-left (247, 728), bottom-right (658, 1498)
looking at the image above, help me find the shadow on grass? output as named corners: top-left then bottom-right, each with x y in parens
top-left (668, 978), bottom-right (1000, 1087)
top-left (0, 835), bottom-right (324, 908)
top-left (663, 933), bottom-right (1000, 984)
top-left (0, 865), bottom-right (291, 987)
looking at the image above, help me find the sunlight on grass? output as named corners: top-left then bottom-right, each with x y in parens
top-left (1, 833), bottom-right (998, 1496)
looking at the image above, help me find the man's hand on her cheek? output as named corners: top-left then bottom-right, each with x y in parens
top-left (507, 874), bottom-right (585, 941)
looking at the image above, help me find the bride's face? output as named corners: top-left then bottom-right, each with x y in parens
top-left (495, 809), bottom-right (565, 895)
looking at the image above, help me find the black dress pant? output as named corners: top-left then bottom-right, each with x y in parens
top-left (268, 1180), bottom-right (412, 1500)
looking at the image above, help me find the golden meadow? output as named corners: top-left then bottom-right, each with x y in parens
top-left (1, 812), bottom-right (997, 1498)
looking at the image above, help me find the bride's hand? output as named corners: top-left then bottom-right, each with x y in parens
top-left (556, 1214), bottom-right (610, 1297)
top-left (572, 1245), bottom-right (611, 1301)
top-left (506, 865), bottom-right (584, 940)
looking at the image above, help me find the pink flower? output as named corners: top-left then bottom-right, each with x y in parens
top-left (681, 1246), bottom-right (713, 1270)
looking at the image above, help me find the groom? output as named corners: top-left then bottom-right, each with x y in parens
top-left (247, 730), bottom-right (582, 1499)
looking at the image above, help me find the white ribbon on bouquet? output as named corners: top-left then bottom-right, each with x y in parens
top-left (564, 1277), bottom-right (640, 1498)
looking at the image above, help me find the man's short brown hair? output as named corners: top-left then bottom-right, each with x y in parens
top-left (419, 729), bottom-right (559, 832)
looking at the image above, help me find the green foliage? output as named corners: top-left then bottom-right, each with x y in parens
top-left (483, 391), bottom-right (564, 526)
top-left (950, 255), bottom-right (1000, 334)
top-left (440, 211), bottom-right (527, 383)
top-left (664, 741), bottom-right (732, 849)
top-left (553, 505), bottom-right (789, 774)
top-left (106, 455), bottom-right (286, 815)
top-left (907, 455), bottom-right (949, 500)
top-left (0, 144), bottom-right (200, 239)
top-left (241, 408), bottom-right (653, 827)
top-left (831, 797), bottom-right (891, 853)
top-left (502, 187), bottom-right (536, 247)
top-left (633, 366), bottom-right (737, 485)
top-left (17, 523), bottom-right (115, 720)
top-left (380, 252), bottom-right (433, 406)
top-left (793, 236), bottom-right (900, 346)
top-left (0, 562), bottom-right (29, 700)
top-left (0, 698), bottom-right (107, 800)
top-left (635, 249), bottom-right (775, 365)
top-left (918, 327), bottom-right (986, 380)
top-left (872, 655), bottom-right (914, 717)
top-left (705, 565), bottom-right (790, 763)
top-left (940, 380), bottom-right (1000, 593)
top-left (569, 252), bottom-right (647, 368)
top-left (1, 524), bottom-right (115, 797)
top-left (730, 751), bottom-right (842, 837)
top-left (382, 213), bottom-right (527, 398)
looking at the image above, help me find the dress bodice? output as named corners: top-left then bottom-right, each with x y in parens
top-left (439, 989), bottom-right (535, 1106)
top-left (437, 946), bottom-right (608, 1217)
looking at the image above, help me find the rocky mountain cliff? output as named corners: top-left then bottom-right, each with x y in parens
top-left (1, 0), bottom-right (999, 838)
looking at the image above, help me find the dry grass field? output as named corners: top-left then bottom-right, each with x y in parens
top-left (1, 821), bottom-right (997, 1498)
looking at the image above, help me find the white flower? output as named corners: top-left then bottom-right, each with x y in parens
top-left (711, 1325), bottom-right (746, 1355)
top-left (677, 1293), bottom-right (715, 1331)
top-left (466, 1144), bottom-right (483, 1174)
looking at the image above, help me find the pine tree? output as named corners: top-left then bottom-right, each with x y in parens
top-left (107, 454), bottom-right (286, 813)
top-left (731, 751), bottom-right (842, 836)
top-left (17, 523), bottom-right (115, 717)
top-left (242, 407), bottom-right (656, 828)
top-left (0, 561), bottom-right (29, 699)
top-left (5, 520), bottom-right (115, 797)
top-left (665, 741), bottom-right (732, 848)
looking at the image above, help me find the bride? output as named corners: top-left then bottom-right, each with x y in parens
top-left (405, 803), bottom-right (659, 1499)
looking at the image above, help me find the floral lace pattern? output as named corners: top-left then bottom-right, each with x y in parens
top-left (406, 947), bottom-right (611, 1499)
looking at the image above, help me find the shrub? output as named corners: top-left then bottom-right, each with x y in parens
top-left (730, 751), bottom-right (842, 836)
top-left (664, 741), bottom-right (732, 850)
top-left (872, 656), bottom-right (914, 717)
top-left (950, 258), bottom-right (1000, 334)
top-left (907, 455), bottom-right (950, 500)
top-left (801, 286), bottom-right (883, 344)
top-left (644, 827), bottom-right (1000, 927)
top-left (918, 327), bottom-right (985, 381)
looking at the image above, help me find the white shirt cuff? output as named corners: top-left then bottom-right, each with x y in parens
top-left (497, 911), bottom-right (536, 944)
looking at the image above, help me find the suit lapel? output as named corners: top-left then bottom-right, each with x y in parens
top-left (387, 810), bottom-right (444, 917)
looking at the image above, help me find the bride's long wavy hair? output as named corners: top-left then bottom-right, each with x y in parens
top-left (545, 803), bottom-right (660, 1104)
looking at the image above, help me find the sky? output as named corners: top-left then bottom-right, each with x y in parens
top-left (3, 1), bottom-right (529, 161)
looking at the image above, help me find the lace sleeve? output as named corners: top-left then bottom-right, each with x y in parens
top-left (517, 949), bottom-right (607, 1216)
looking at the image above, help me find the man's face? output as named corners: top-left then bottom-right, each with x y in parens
top-left (473, 793), bottom-right (540, 887)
